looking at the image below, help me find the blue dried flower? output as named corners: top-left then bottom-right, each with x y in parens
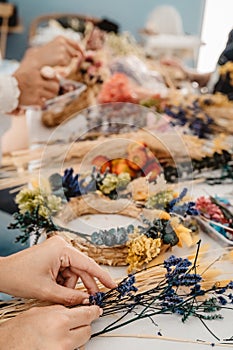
top-left (218, 296), bottom-right (227, 305)
top-left (164, 255), bottom-right (183, 272)
top-left (89, 292), bottom-right (105, 307)
top-left (168, 188), bottom-right (188, 211)
top-left (62, 168), bottom-right (99, 200)
top-left (117, 275), bottom-right (138, 298)
top-left (161, 290), bottom-right (184, 308)
top-left (171, 202), bottom-right (199, 216)
top-left (190, 284), bottom-right (205, 296)
top-left (227, 293), bottom-right (233, 303)
top-left (171, 273), bottom-right (202, 287)
top-left (62, 168), bottom-right (85, 200)
top-left (216, 287), bottom-right (227, 295)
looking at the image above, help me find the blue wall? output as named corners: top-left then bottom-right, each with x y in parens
top-left (7, 0), bottom-right (205, 60)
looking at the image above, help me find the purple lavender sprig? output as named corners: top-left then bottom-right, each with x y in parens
top-left (89, 274), bottom-right (138, 309)
top-left (90, 241), bottom-right (233, 341)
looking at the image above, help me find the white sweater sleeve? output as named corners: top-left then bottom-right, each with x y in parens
top-left (0, 76), bottom-right (20, 113)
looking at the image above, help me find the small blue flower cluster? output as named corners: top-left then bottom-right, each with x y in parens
top-left (164, 255), bottom-right (201, 287)
top-left (116, 274), bottom-right (138, 297)
top-left (218, 296), bottom-right (228, 305)
top-left (89, 292), bottom-right (105, 307)
top-left (164, 255), bottom-right (190, 272)
top-left (165, 106), bottom-right (187, 126)
top-left (62, 168), bottom-right (86, 200)
top-left (160, 288), bottom-right (183, 308)
top-left (62, 168), bottom-right (99, 200)
top-left (215, 281), bottom-right (233, 305)
top-left (172, 273), bottom-right (202, 287)
top-left (172, 202), bottom-right (199, 216)
top-left (190, 284), bottom-right (205, 296)
top-left (89, 274), bottom-right (138, 308)
top-left (227, 281), bottom-right (233, 289)
top-left (169, 188), bottom-right (188, 209)
top-left (165, 101), bottom-right (213, 138)
top-left (167, 187), bottom-right (199, 217)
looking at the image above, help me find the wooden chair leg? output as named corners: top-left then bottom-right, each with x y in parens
top-left (0, 18), bottom-right (9, 59)
top-left (0, 3), bottom-right (14, 59)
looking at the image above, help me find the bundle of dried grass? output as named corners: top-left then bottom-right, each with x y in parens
top-left (1, 244), bottom-right (232, 326)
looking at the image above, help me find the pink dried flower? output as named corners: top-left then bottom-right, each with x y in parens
top-left (196, 196), bottom-right (225, 223)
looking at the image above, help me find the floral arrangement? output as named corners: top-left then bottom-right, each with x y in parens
top-left (2, 241), bottom-right (233, 346)
top-left (8, 187), bottom-right (62, 244)
top-left (9, 166), bottom-right (199, 269)
top-left (87, 241), bottom-right (233, 345)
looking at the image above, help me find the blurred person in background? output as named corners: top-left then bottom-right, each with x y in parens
top-left (161, 28), bottom-right (233, 99)
top-left (1, 35), bottom-right (84, 113)
top-left (0, 35), bottom-right (84, 257)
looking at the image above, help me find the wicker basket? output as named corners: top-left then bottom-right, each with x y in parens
top-left (42, 85), bottom-right (100, 127)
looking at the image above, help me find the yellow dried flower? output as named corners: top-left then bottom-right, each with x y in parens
top-left (117, 172), bottom-right (131, 188)
top-left (99, 172), bottom-right (130, 194)
top-left (16, 187), bottom-right (62, 219)
top-left (127, 234), bottom-right (161, 272)
top-left (99, 174), bottom-right (119, 194)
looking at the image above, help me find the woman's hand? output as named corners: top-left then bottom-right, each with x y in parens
top-left (0, 236), bottom-right (116, 305)
top-left (24, 35), bottom-right (84, 69)
top-left (0, 304), bottom-right (101, 350)
top-left (13, 63), bottom-right (59, 107)
top-left (12, 35), bottom-right (85, 108)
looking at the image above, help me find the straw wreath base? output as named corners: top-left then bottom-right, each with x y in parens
top-left (53, 193), bottom-right (170, 266)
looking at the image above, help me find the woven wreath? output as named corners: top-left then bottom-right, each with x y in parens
top-left (10, 168), bottom-right (198, 271)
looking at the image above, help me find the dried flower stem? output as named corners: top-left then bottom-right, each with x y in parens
top-left (90, 241), bottom-right (233, 341)
top-left (99, 333), bottom-right (233, 348)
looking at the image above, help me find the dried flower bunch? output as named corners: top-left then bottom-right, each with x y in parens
top-left (1, 242), bottom-right (233, 346)
top-left (57, 167), bottom-right (131, 200)
top-left (9, 167), bottom-right (198, 268)
top-left (88, 241), bottom-right (233, 344)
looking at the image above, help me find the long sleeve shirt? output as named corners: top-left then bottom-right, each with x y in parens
top-left (0, 76), bottom-right (20, 113)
